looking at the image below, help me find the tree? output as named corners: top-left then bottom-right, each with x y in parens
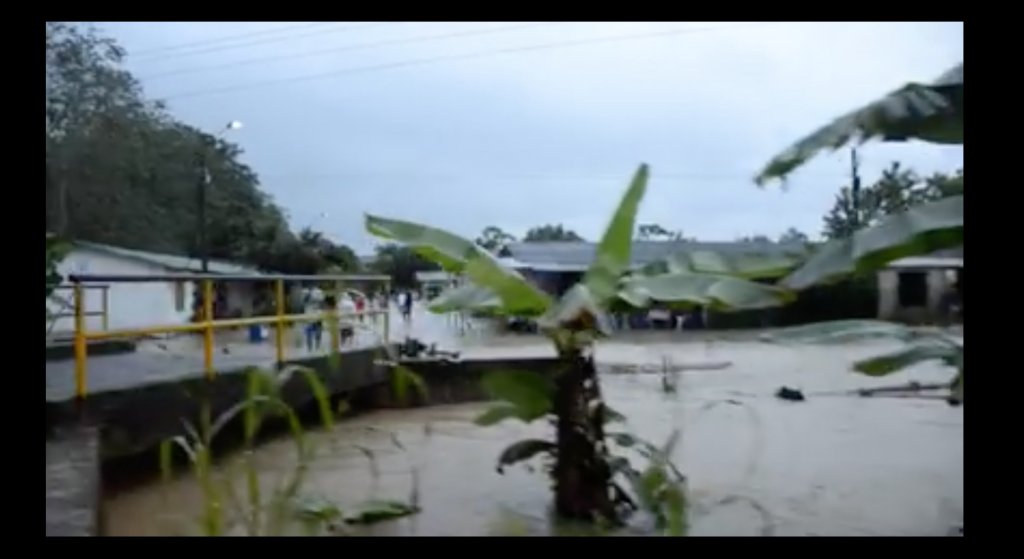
top-left (637, 223), bottom-right (685, 241)
top-left (822, 163), bottom-right (959, 240)
top-left (475, 226), bottom-right (516, 254)
top-left (778, 228), bottom-right (809, 244)
top-left (371, 244), bottom-right (440, 289)
top-left (523, 224), bottom-right (584, 242)
top-left (736, 235), bottom-right (772, 244)
top-left (45, 22), bottom-right (331, 275)
top-left (365, 165), bottom-right (793, 529)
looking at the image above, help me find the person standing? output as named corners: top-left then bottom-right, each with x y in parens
top-left (400, 290), bottom-right (413, 324)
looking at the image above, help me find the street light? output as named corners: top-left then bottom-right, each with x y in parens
top-left (197, 121), bottom-right (243, 272)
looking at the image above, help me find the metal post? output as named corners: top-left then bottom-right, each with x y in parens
top-left (202, 279), bottom-right (214, 379)
top-left (328, 280), bottom-right (341, 353)
top-left (73, 283), bottom-right (87, 400)
top-left (100, 287), bottom-right (109, 331)
top-left (275, 279), bottom-right (286, 366)
top-left (382, 280), bottom-right (390, 343)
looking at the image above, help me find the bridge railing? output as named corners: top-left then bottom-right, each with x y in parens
top-left (67, 272), bottom-right (392, 400)
top-left (48, 284), bottom-right (110, 334)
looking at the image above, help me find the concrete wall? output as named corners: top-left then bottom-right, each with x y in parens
top-left (49, 248), bottom-right (196, 333)
top-left (877, 268), bottom-right (955, 323)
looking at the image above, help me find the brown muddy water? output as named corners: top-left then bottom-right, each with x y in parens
top-left (102, 330), bottom-right (963, 537)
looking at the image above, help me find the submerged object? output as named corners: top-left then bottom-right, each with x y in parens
top-left (775, 386), bottom-right (805, 402)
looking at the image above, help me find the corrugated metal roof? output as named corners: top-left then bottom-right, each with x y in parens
top-left (505, 240), bottom-right (808, 271)
top-left (74, 241), bottom-right (262, 276)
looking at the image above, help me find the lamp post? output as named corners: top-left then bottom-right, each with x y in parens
top-left (196, 120), bottom-right (243, 272)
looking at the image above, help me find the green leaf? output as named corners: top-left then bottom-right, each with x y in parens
top-left (764, 319), bottom-right (918, 344)
top-left (427, 282), bottom-right (503, 314)
top-left (294, 496), bottom-right (343, 523)
top-left (620, 271), bottom-right (795, 311)
top-left (609, 432), bottom-right (639, 448)
top-left (392, 364), bottom-right (429, 406)
top-left (853, 341), bottom-right (961, 377)
top-left (537, 283), bottom-right (615, 335)
top-left (780, 196), bottom-right (963, 290)
top-left (473, 404), bottom-right (525, 426)
top-left (755, 63), bottom-right (963, 185)
top-left (480, 369), bottom-right (554, 420)
top-left (664, 250), bottom-right (804, 280)
top-left (584, 164), bottom-right (649, 303)
top-left (365, 214), bottom-right (552, 316)
top-left (345, 500), bottom-right (420, 525)
top-left (496, 439), bottom-right (556, 473)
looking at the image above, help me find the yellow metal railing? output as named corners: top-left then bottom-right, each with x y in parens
top-left (68, 272), bottom-right (391, 400)
top-left (48, 284), bottom-right (110, 333)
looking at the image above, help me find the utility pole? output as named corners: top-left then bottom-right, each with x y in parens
top-left (196, 140), bottom-right (210, 273)
top-left (850, 147), bottom-right (862, 228)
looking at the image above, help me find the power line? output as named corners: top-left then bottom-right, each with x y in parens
top-left (128, 22), bottom-right (336, 56)
top-left (141, 22), bottom-right (564, 81)
top-left (165, 22), bottom-right (787, 101)
top-left (255, 171), bottom-right (849, 182)
top-left (133, 22), bottom-right (405, 62)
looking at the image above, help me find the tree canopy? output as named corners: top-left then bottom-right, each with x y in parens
top-left (523, 224), bottom-right (585, 243)
top-left (45, 22), bottom-right (358, 275)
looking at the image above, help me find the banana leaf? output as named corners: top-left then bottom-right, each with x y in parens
top-left (755, 62), bottom-right (963, 185)
top-left (619, 271), bottom-right (795, 311)
top-left (780, 195), bottom-right (962, 290)
top-left (366, 214), bottom-right (552, 316)
top-left (583, 164), bottom-right (649, 304)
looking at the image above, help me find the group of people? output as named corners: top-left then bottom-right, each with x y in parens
top-left (300, 288), bottom-right (417, 352)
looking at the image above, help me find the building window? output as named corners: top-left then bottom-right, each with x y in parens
top-left (897, 271), bottom-right (928, 308)
top-left (174, 282), bottom-right (186, 312)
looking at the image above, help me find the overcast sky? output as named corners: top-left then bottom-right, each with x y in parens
top-left (100, 21), bottom-right (963, 254)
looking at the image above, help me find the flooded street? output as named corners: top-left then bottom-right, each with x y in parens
top-left (103, 306), bottom-right (963, 536)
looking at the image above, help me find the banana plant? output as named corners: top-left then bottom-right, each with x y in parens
top-left (755, 62), bottom-right (963, 289)
top-left (764, 320), bottom-right (963, 404)
top-left (365, 164), bottom-right (794, 526)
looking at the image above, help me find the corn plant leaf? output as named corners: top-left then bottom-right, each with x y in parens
top-left (853, 340), bottom-right (961, 377)
top-left (496, 439), bottom-right (557, 473)
top-left (780, 195), bottom-right (963, 290)
top-left (366, 214), bottom-right (551, 316)
top-left (392, 364), bottom-right (429, 405)
top-left (584, 164), bottom-right (649, 303)
top-left (755, 63), bottom-right (963, 185)
top-left (620, 271), bottom-right (795, 311)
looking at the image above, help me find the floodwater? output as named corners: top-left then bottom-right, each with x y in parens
top-left (102, 306), bottom-right (964, 537)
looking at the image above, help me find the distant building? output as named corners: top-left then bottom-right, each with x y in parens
top-left (877, 247), bottom-right (962, 323)
top-left (503, 240), bottom-right (808, 297)
top-left (47, 241), bottom-right (263, 334)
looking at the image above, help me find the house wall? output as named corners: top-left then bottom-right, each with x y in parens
top-left (877, 268), bottom-right (955, 323)
top-left (48, 248), bottom-right (196, 333)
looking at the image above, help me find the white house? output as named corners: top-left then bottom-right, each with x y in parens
top-left (877, 247), bottom-right (963, 324)
top-left (47, 241), bottom-right (263, 335)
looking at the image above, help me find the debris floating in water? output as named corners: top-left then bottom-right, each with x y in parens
top-left (775, 386), bottom-right (805, 402)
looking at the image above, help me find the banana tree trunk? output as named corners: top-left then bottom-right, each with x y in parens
top-left (552, 349), bottom-right (618, 523)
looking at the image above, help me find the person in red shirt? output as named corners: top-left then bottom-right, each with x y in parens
top-left (355, 295), bottom-right (365, 323)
